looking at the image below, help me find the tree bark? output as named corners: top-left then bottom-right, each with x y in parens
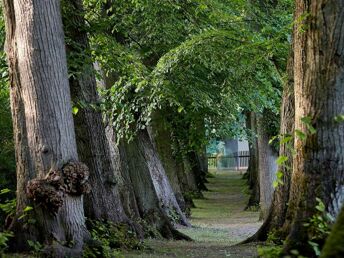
top-left (284, 1), bottom-right (344, 255)
top-left (257, 114), bottom-right (278, 220)
top-left (149, 111), bottom-right (188, 213)
top-left (100, 71), bottom-right (191, 236)
top-left (62, 0), bottom-right (128, 224)
top-left (123, 130), bottom-right (190, 230)
top-left (245, 112), bottom-right (260, 209)
top-left (3, 0), bottom-right (90, 256)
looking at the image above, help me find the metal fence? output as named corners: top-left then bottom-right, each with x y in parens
top-left (208, 151), bottom-right (249, 171)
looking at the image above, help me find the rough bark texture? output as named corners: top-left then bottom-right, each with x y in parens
top-left (100, 73), bottom-right (190, 235)
top-left (245, 112), bottom-right (260, 209)
top-left (257, 114), bottom-right (278, 220)
top-left (123, 130), bottom-right (190, 230)
top-left (97, 71), bottom-right (143, 222)
top-left (284, 1), bottom-right (344, 255)
top-left (3, 0), bottom-right (89, 256)
top-left (149, 112), bottom-right (188, 213)
top-left (321, 206), bottom-right (344, 258)
top-left (62, 0), bottom-right (128, 224)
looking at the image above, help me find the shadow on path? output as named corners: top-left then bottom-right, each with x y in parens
top-left (124, 170), bottom-right (261, 258)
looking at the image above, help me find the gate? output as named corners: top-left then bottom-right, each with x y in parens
top-left (208, 151), bottom-right (249, 171)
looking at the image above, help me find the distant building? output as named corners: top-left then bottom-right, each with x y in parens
top-left (208, 139), bottom-right (249, 171)
top-left (224, 139), bottom-right (249, 156)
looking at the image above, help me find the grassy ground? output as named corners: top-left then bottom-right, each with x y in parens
top-left (123, 170), bottom-right (262, 258)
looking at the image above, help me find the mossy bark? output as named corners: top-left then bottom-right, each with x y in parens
top-left (321, 206), bottom-right (344, 258)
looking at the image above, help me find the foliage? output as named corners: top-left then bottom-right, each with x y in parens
top-left (0, 231), bottom-right (13, 253)
top-left (303, 198), bottom-right (335, 257)
top-left (0, 189), bottom-right (14, 255)
top-left (0, 189), bottom-right (16, 222)
top-left (84, 220), bottom-right (142, 258)
top-left (27, 240), bottom-right (43, 256)
top-left (0, 4), bottom-right (15, 192)
top-left (79, 0), bottom-right (293, 156)
top-left (271, 116), bottom-right (315, 188)
top-left (257, 244), bottom-right (283, 258)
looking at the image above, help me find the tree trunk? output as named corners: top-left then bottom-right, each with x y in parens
top-left (257, 114), bottom-right (278, 220)
top-left (320, 205), bottom-right (344, 258)
top-left (284, 1), bottom-right (344, 255)
top-left (3, 0), bottom-right (89, 256)
top-left (244, 51), bottom-right (295, 242)
top-left (245, 112), bottom-right (260, 209)
top-left (62, 0), bottom-right (128, 224)
top-left (149, 111), bottom-right (188, 213)
top-left (95, 69), bottom-right (143, 222)
top-left (123, 129), bottom-right (190, 230)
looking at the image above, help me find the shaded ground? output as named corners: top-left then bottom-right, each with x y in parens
top-left (123, 170), bottom-right (262, 258)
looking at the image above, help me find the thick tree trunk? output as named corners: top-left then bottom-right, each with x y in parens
top-left (149, 112), bottom-right (188, 213)
top-left (123, 130), bottom-right (190, 230)
top-left (62, 0), bottom-right (128, 224)
top-left (320, 205), bottom-right (344, 258)
top-left (284, 1), bottom-right (344, 255)
top-left (257, 114), bottom-right (278, 220)
top-left (101, 71), bottom-right (190, 235)
top-left (95, 70), bottom-right (143, 222)
top-left (3, 0), bottom-right (89, 256)
top-left (187, 151), bottom-right (209, 192)
top-left (245, 112), bottom-right (260, 209)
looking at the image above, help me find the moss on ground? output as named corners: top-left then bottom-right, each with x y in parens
top-left (123, 171), bottom-right (261, 258)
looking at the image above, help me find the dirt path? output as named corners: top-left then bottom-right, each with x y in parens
top-left (123, 171), bottom-right (261, 258)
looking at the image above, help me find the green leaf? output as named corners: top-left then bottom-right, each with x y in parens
top-left (23, 206), bottom-right (33, 212)
top-left (301, 116), bottom-right (316, 134)
top-left (280, 135), bottom-right (293, 144)
top-left (273, 181), bottom-right (279, 188)
top-left (316, 203), bottom-right (325, 212)
top-left (295, 129), bottom-right (306, 141)
top-left (276, 170), bottom-right (283, 179)
top-left (269, 135), bottom-right (278, 145)
top-left (276, 155), bottom-right (288, 165)
top-left (177, 106), bottom-right (184, 113)
top-left (301, 116), bottom-right (312, 125)
top-left (334, 115), bottom-right (344, 122)
top-left (0, 189), bottom-right (11, 195)
top-left (72, 106), bottom-right (79, 115)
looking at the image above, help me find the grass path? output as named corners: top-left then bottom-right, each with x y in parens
top-left (123, 171), bottom-right (261, 258)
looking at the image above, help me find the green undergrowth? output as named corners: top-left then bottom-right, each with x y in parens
top-left (257, 244), bottom-right (283, 258)
top-left (84, 220), bottom-right (143, 258)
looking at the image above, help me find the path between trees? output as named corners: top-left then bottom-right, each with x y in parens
top-left (124, 170), bottom-right (262, 258)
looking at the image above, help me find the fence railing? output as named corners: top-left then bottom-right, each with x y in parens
top-left (208, 151), bottom-right (250, 171)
